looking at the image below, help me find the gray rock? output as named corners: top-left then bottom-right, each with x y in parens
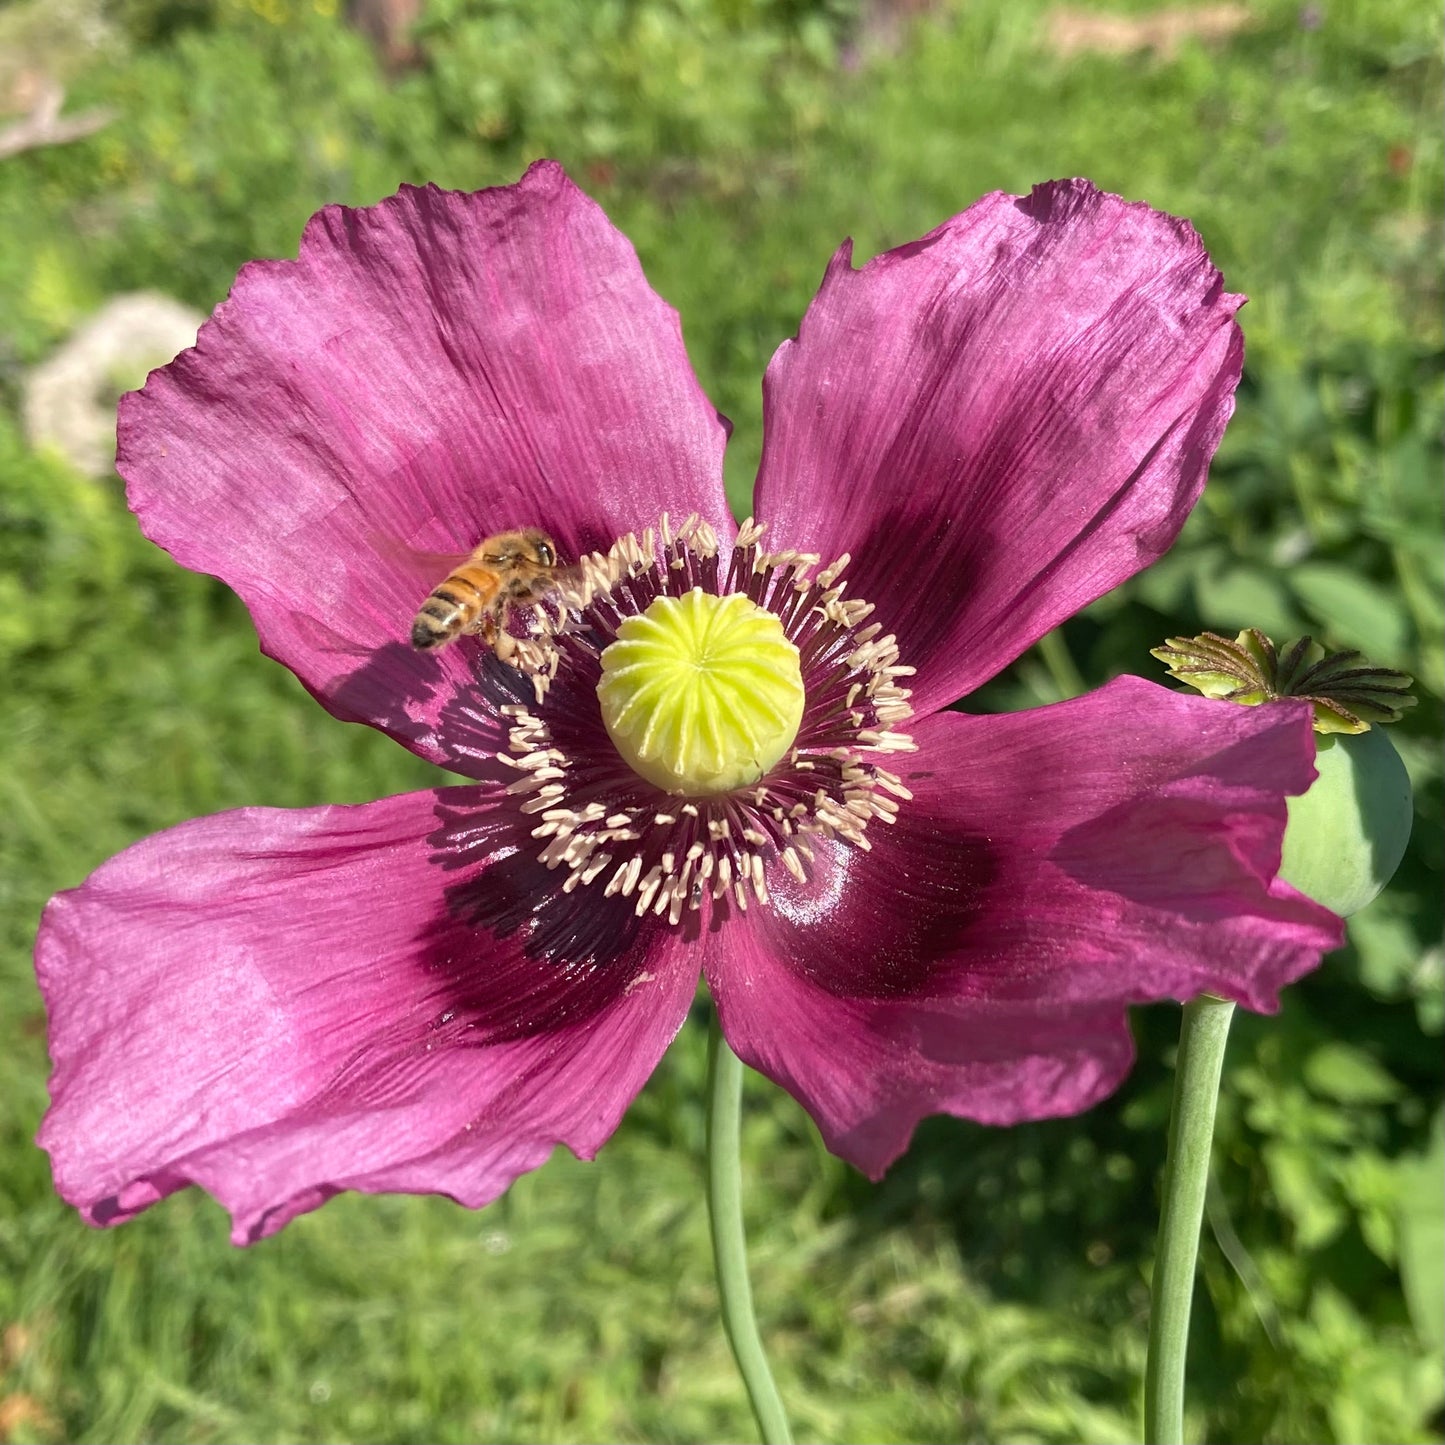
top-left (22, 292), bottom-right (205, 479)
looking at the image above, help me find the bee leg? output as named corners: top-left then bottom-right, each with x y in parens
top-left (485, 609), bottom-right (523, 665)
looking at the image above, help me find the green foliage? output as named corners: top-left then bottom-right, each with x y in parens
top-left (0, 0), bottom-right (1441, 1440)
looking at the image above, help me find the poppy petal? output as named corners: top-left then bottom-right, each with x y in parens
top-left (37, 788), bottom-right (698, 1243)
top-left (706, 678), bottom-right (1340, 1177)
top-left (753, 181), bottom-right (1243, 713)
top-left (118, 161), bottom-right (730, 765)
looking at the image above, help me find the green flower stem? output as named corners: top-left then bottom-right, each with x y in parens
top-left (1145, 993), bottom-right (1237, 1445)
top-left (705, 1010), bottom-right (793, 1445)
top-left (1037, 627), bottom-right (1087, 699)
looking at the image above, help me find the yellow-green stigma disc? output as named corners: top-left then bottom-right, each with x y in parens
top-left (597, 588), bottom-right (806, 796)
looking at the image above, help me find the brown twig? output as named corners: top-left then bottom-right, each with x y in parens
top-left (0, 79), bottom-right (113, 161)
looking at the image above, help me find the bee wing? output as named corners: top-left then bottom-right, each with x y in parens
top-left (368, 534), bottom-right (474, 593)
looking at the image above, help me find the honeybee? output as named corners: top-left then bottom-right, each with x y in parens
top-left (410, 528), bottom-right (564, 652)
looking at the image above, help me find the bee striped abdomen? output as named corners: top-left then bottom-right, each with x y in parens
top-left (410, 566), bottom-right (500, 650)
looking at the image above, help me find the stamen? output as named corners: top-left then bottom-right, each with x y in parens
top-left (443, 517), bottom-right (914, 927)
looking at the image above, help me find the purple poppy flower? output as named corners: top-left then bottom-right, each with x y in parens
top-left (36, 161), bottom-right (1341, 1244)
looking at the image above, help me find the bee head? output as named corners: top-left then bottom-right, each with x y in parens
top-left (520, 529), bottom-right (557, 568)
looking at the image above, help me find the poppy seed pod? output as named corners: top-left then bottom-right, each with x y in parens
top-left (1281, 727), bottom-right (1413, 917)
top-left (1153, 628), bottom-right (1415, 919)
